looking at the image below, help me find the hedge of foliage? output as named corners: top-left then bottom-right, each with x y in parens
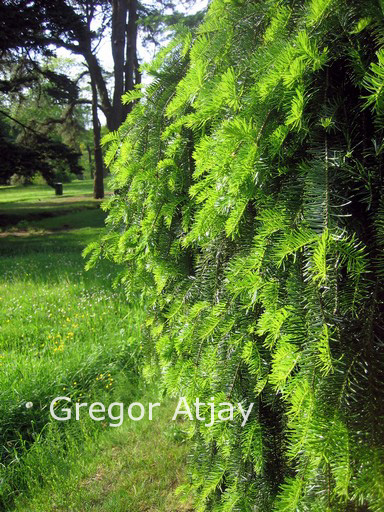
top-left (87, 0), bottom-right (384, 509)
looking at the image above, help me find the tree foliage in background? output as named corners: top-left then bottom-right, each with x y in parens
top-left (88, 0), bottom-right (384, 509)
top-left (0, 1), bottom-right (85, 185)
top-left (0, 0), bottom-right (203, 195)
top-left (1, 57), bottom-right (89, 185)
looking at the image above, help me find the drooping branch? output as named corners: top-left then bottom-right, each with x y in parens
top-left (0, 108), bottom-right (43, 138)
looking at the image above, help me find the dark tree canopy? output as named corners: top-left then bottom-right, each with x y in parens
top-left (0, 0), bottom-right (205, 191)
top-left (0, 1), bottom-right (89, 185)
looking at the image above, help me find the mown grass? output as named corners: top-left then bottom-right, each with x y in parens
top-left (0, 183), bottom-right (191, 511)
top-left (0, 180), bottom-right (105, 228)
top-left (0, 179), bottom-right (96, 206)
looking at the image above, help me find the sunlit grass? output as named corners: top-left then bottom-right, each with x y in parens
top-left (0, 185), bottom-right (190, 511)
top-left (0, 179), bottom-right (96, 204)
top-left (0, 180), bottom-right (111, 228)
top-left (0, 222), bottom-right (143, 505)
top-left (0, 188), bottom-right (138, 507)
top-left (12, 397), bottom-right (194, 512)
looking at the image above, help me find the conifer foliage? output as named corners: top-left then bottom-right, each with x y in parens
top-left (88, 0), bottom-right (384, 509)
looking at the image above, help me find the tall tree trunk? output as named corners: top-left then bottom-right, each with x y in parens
top-left (135, 53), bottom-right (141, 87)
top-left (87, 143), bottom-right (93, 178)
top-left (91, 79), bottom-right (104, 199)
top-left (85, 49), bottom-right (113, 130)
top-left (124, 0), bottom-right (139, 116)
top-left (111, 0), bottom-right (128, 130)
top-left (74, 2), bottom-right (138, 131)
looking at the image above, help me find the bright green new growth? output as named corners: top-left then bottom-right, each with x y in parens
top-left (90, 0), bottom-right (384, 509)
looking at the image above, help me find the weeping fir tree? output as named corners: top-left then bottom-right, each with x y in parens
top-left (86, 0), bottom-right (384, 509)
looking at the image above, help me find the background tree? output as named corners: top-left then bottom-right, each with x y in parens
top-left (1, 0), bottom-right (203, 197)
top-left (0, 57), bottom-right (85, 185)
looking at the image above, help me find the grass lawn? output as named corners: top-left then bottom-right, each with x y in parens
top-left (0, 180), bottom-right (95, 203)
top-left (0, 180), bottom-right (107, 228)
top-left (13, 398), bottom-right (193, 512)
top-left (0, 182), bottom-right (192, 511)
